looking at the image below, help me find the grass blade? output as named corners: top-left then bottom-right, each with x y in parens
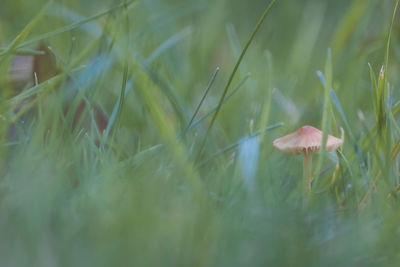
top-left (186, 74), bottom-right (250, 131)
top-left (0, 48), bottom-right (46, 55)
top-left (314, 49), bottom-right (333, 188)
top-left (384, 0), bottom-right (399, 92)
top-left (185, 67), bottom-right (219, 133)
top-left (379, 0), bottom-right (399, 162)
top-left (17, 0), bottom-right (137, 48)
top-left (109, 64), bottom-right (129, 148)
top-left (391, 140), bottom-right (400, 162)
top-left (368, 63), bottom-right (378, 118)
top-left (145, 26), bottom-right (193, 64)
top-left (377, 66), bottom-right (386, 149)
top-left (330, 0), bottom-right (371, 61)
top-left (0, 2), bottom-right (51, 57)
top-left (134, 55), bottom-right (188, 127)
top-left (195, 0), bottom-right (278, 161)
top-left (105, 27), bottom-right (191, 139)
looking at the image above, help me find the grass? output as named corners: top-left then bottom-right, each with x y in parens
top-left (1, 0), bottom-right (400, 266)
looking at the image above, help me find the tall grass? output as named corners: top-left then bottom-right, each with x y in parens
top-left (1, 0), bottom-right (400, 266)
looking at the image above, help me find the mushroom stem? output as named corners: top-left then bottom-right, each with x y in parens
top-left (302, 150), bottom-right (312, 202)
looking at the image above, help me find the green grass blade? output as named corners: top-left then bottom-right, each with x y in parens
top-left (135, 74), bottom-right (203, 194)
top-left (330, 0), bottom-right (372, 61)
top-left (392, 101), bottom-right (400, 115)
top-left (109, 64), bottom-right (129, 148)
top-left (108, 2), bottom-right (131, 149)
top-left (145, 26), bottom-right (193, 64)
top-left (0, 48), bottom-right (46, 55)
top-left (129, 49), bottom-right (188, 128)
top-left (381, 0), bottom-right (399, 163)
top-left (185, 67), bottom-right (219, 133)
top-left (186, 74), bottom-right (250, 131)
top-left (17, 0), bottom-right (137, 48)
top-left (8, 72), bottom-right (66, 108)
top-left (384, 0), bottom-right (399, 91)
top-left (0, 2), bottom-right (51, 57)
top-left (195, 0), bottom-right (278, 161)
top-left (368, 63), bottom-right (378, 118)
top-left (118, 144), bottom-right (165, 170)
top-left (329, 89), bottom-right (349, 132)
top-left (377, 66), bottom-right (385, 149)
top-left (375, 0), bottom-right (399, 154)
top-left (314, 49), bottom-right (333, 188)
top-left (105, 27), bottom-right (191, 139)
top-left (391, 140), bottom-right (400, 162)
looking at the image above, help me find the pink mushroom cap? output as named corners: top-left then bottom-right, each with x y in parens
top-left (273, 125), bottom-right (343, 155)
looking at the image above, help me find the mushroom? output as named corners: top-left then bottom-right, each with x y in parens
top-left (273, 125), bottom-right (343, 201)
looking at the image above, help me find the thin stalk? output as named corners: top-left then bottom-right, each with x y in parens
top-left (303, 151), bottom-right (312, 203)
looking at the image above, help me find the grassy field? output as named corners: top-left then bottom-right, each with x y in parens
top-left (1, 0), bottom-right (400, 266)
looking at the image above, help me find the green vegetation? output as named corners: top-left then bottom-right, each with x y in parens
top-left (1, 0), bottom-right (400, 265)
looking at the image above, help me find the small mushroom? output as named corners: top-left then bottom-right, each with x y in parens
top-left (273, 125), bottom-right (343, 201)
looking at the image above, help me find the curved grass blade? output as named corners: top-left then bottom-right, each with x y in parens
top-left (195, 0), bottom-right (278, 162)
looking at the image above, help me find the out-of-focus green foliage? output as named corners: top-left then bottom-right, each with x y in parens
top-left (1, 0), bottom-right (400, 266)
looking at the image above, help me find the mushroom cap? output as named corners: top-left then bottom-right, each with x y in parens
top-left (273, 125), bottom-right (343, 155)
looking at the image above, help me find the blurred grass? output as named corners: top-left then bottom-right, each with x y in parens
top-left (1, 0), bottom-right (400, 266)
